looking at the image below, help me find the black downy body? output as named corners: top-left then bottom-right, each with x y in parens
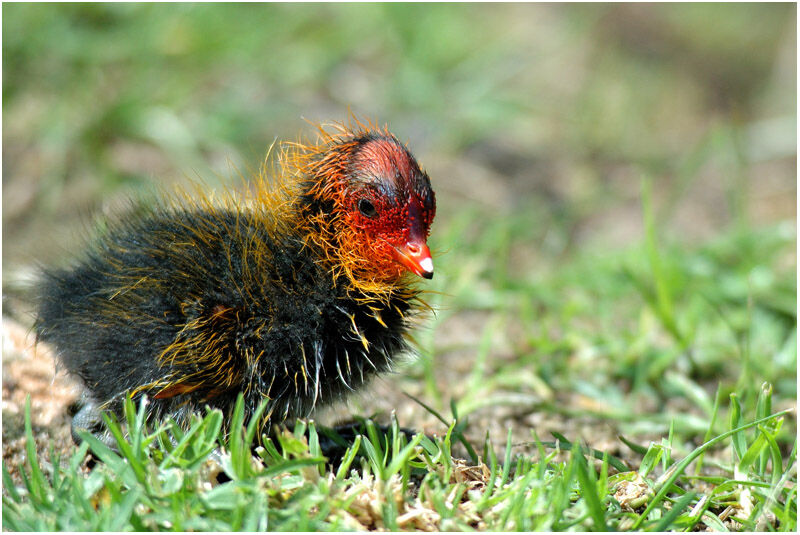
top-left (36, 202), bottom-right (415, 440)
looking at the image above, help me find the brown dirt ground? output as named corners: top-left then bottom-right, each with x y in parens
top-left (2, 319), bottom-right (81, 486)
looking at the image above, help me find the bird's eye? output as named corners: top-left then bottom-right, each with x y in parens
top-left (357, 198), bottom-right (378, 218)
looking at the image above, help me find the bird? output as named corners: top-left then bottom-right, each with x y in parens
top-left (34, 118), bottom-right (436, 445)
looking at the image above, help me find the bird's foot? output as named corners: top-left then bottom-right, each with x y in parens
top-left (70, 396), bottom-right (118, 450)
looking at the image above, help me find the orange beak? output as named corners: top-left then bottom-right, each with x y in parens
top-left (392, 240), bottom-right (434, 279)
top-left (392, 200), bottom-right (434, 279)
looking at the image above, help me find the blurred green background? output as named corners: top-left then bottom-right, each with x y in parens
top-left (2, 3), bottom-right (796, 448)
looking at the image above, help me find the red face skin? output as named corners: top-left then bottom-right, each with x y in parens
top-left (342, 137), bottom-right (436, 281)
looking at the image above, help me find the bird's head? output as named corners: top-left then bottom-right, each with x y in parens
top-left (339, 133), bottom-right (436, 280)
top-left (287, 121), bottom-right (436, 295)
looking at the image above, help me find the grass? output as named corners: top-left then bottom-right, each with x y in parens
top-left (2, 2), bottom-right (796, 532)
top-left (3, 384), bottom-right (795, 530)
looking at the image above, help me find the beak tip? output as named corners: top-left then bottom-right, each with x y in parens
top-left (393, 243), bottom-right (434, 280)
top-left (418, 257), bottom-right (434, 279)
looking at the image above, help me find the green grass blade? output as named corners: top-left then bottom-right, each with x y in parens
top-left (335, 434), bottom-right (362, 480)
top-left (404, 392), bottom-right (478, 463)
top-left (573, 442), bottom-right (608, 531)
top-left (619, 434), bottom-right (649, 455)
top-left (758, 425), bottom-right (786, 488)
top-left (695, 384), bottom-right (724, 475)
top-left (729, 393), bottom-right (746, 461)
top-left (2, 463), bottom-right (22, 503)
top-left (551, 431), bottom-right (630, 473)
top-left (102, 411), bottom-right (148, 487)
top-left (23, 397), bottom-right (48, 502)
top-left (244, 397), bottom-right (270, 450)
top-left (386, 432), bottom-right (423, 478)
top-left (651, 490), bottom-right (696, 531)
top-left (641, 175), bottom-right (683, 346)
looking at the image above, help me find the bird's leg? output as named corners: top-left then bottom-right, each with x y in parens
top-left (70, 395), bottom-right (118, 450)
